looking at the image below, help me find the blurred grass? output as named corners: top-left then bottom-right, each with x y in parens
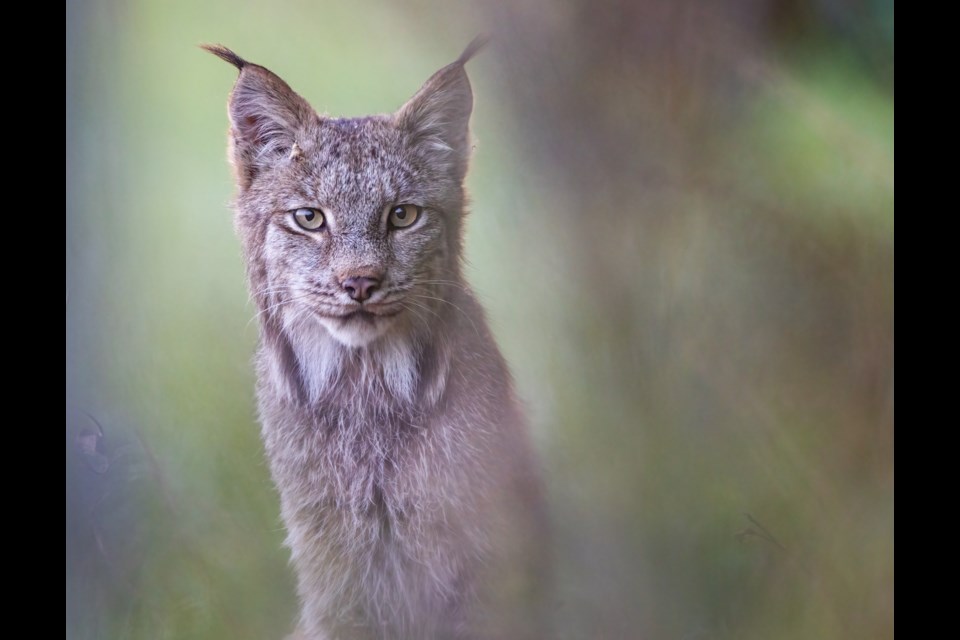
top-left (67, 1), bottom-right (893, 638)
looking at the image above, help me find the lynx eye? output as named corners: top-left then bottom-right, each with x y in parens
top-left (292, 208), bottom-right (325, 231)
top-left (387, 204), bottom-right (421, 229)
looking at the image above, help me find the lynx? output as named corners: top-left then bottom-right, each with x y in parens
top-left (204, 39), bottom-right (547, 639)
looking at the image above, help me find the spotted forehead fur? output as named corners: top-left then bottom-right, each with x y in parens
top-left (296, 118), bottom-right (425, 226)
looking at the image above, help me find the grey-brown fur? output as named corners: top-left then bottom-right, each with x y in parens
top-left (204, 39), bottom-right (547, 639)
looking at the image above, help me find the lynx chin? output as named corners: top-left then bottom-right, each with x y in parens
top-left (204, 38), bottom-right (548, 639)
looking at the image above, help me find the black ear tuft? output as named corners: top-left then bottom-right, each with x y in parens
top-left (201, 44), bottom-right (247, 71)
top-left (456, 35), bottom-right (490, 66)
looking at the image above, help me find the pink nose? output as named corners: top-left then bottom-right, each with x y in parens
top-left (341, 276), bottom-right (381, 302)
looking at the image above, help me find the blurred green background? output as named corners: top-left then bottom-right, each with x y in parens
top-left (66, 1), bottom-right (893, 638)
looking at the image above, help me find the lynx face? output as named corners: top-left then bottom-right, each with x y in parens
top-left (254, 118), bottom-right (451, 347)
top-left (207, 44), bottom-right (477, 349)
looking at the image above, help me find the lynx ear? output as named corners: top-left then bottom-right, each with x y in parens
top-left (203, 45), bottom-right (315, 190)
top-left (395, 37), bottom-right (488, 179)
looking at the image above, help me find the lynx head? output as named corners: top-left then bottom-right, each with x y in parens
top-left (205, 41), bottom-right (485, 350)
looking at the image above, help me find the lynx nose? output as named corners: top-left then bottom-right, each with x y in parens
top-left (341, 276), bottom-right (381, 302)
